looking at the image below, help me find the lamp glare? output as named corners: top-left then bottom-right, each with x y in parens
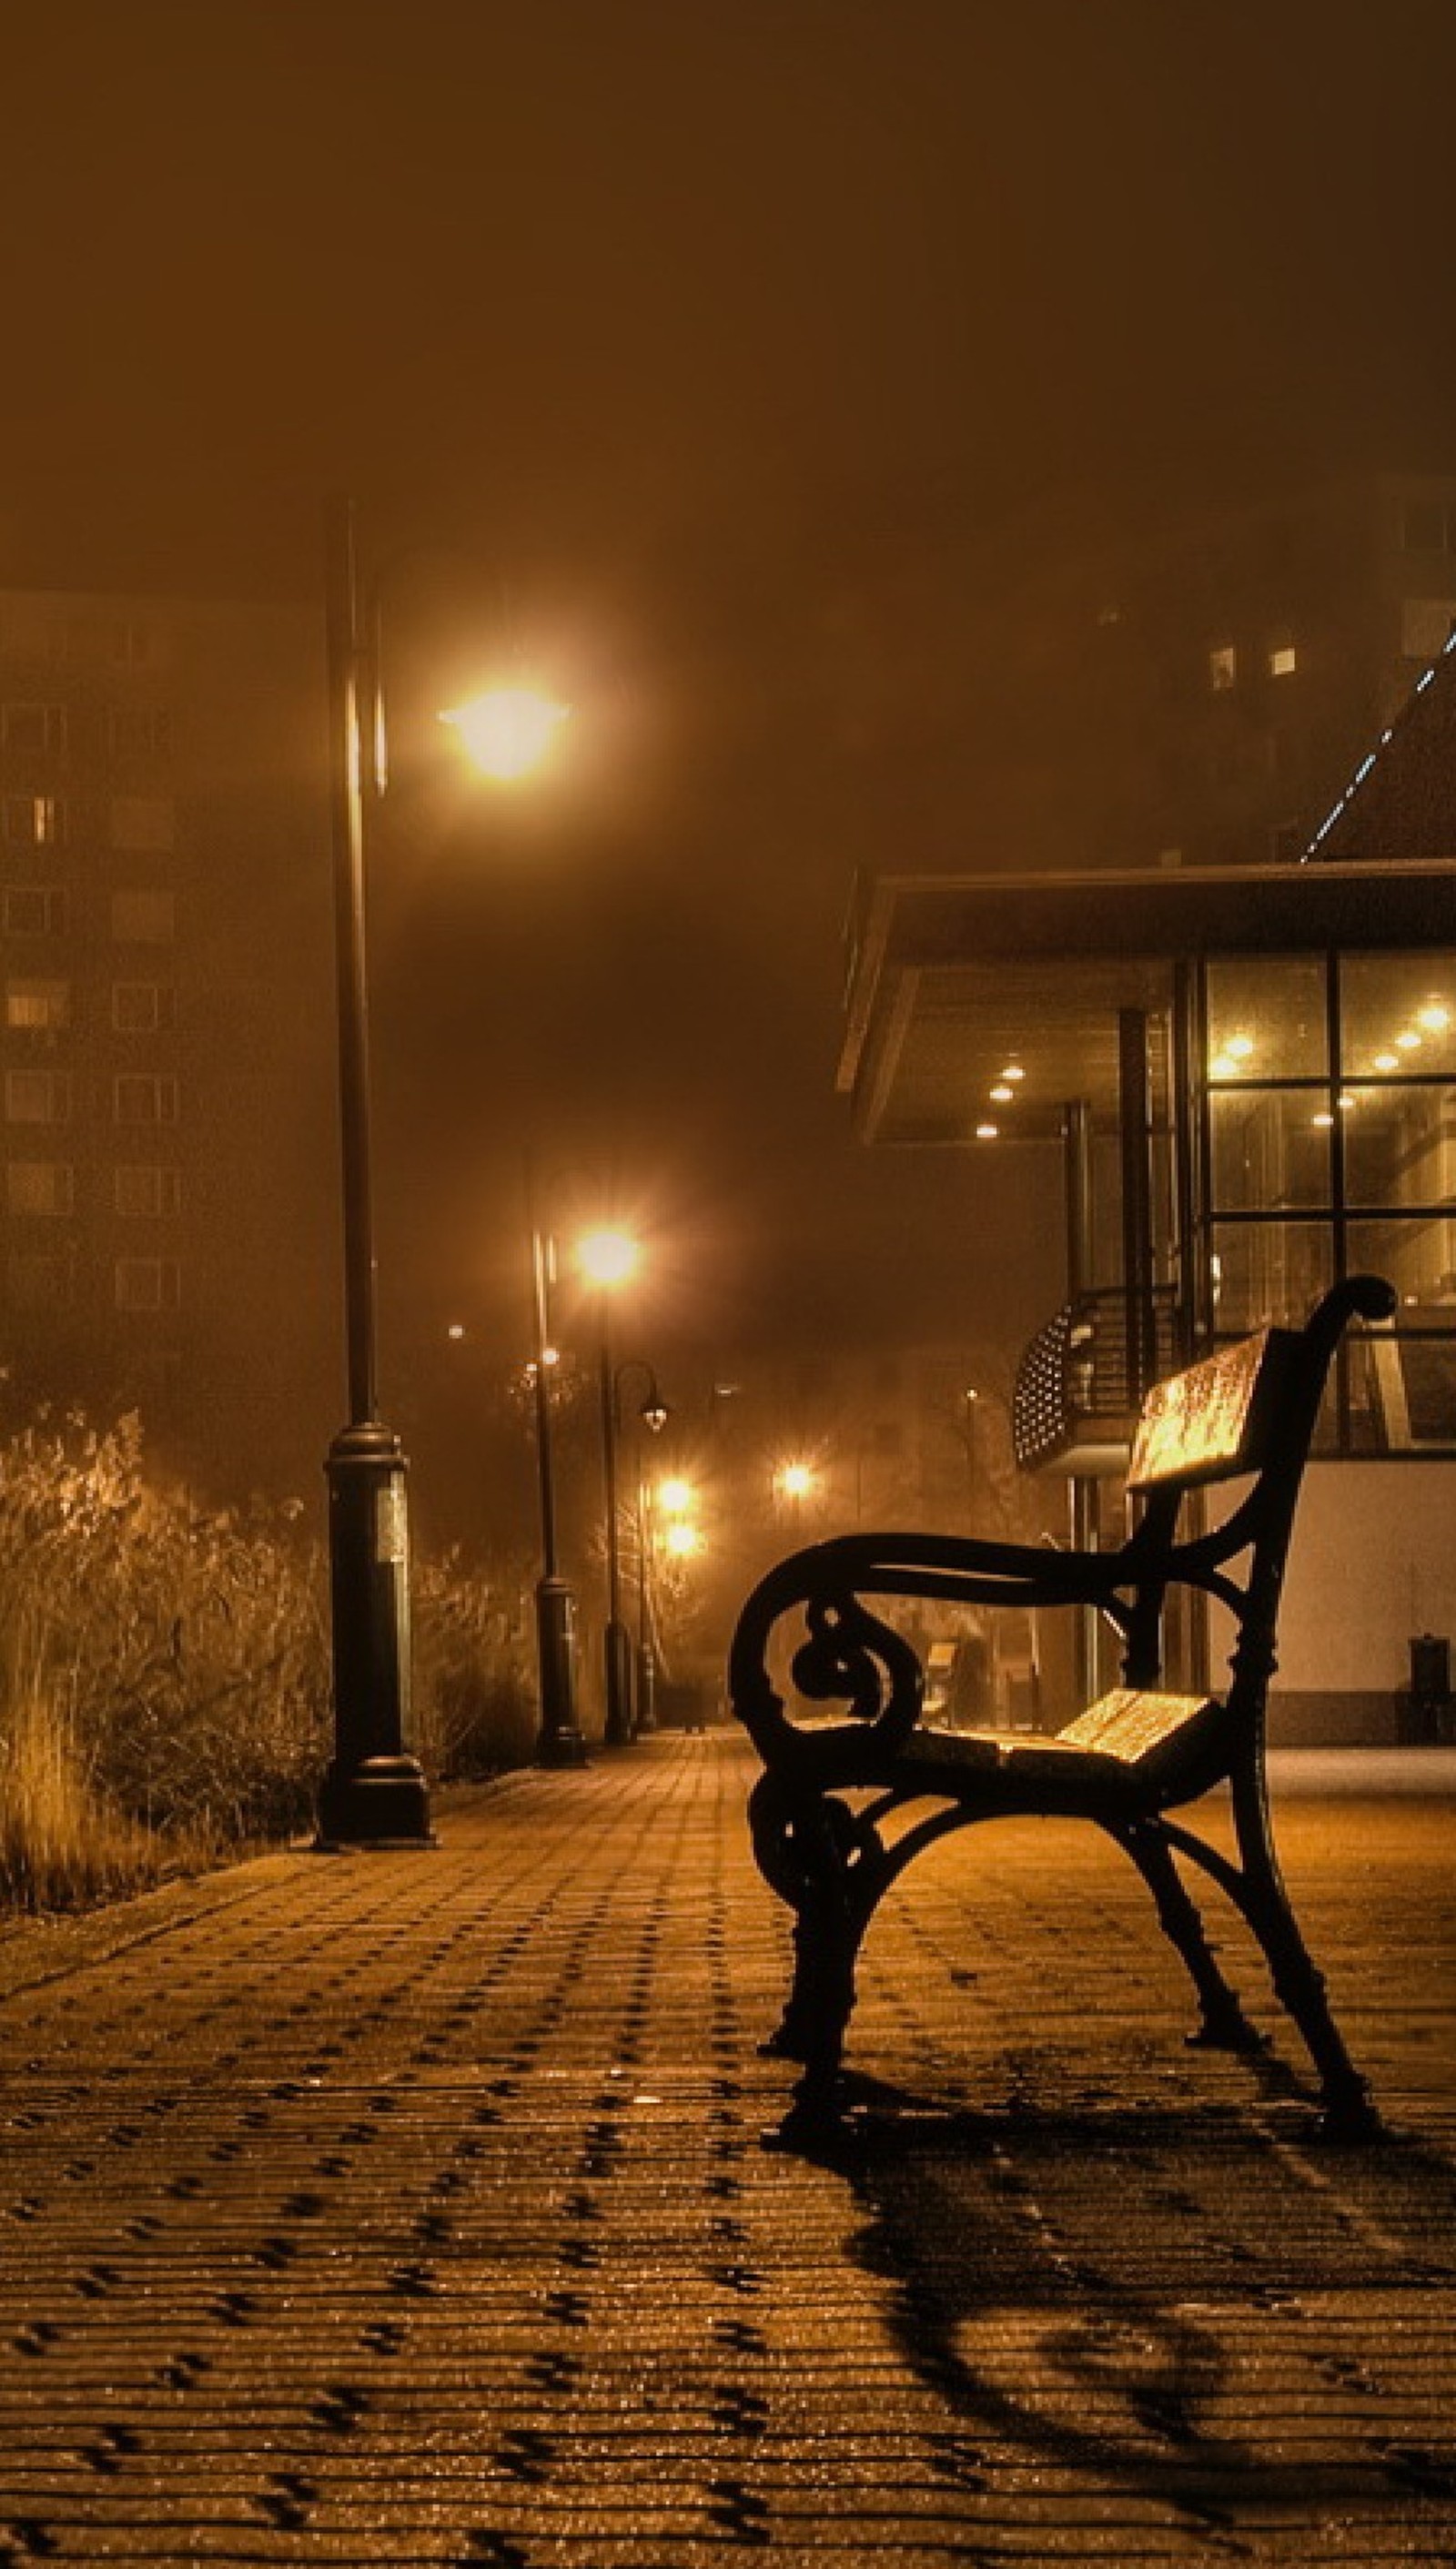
top-left (439, 687), bottom-right (571, 783)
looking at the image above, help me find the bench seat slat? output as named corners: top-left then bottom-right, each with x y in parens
top-left (1056, 1687), bottom-right (1218, 1760)
top-left (897, 1688), bottom-right (1228, 1813)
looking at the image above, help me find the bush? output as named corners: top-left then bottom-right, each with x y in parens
top-left (0, 1410), bottom-right (538, 1912)
top-left (412, 1547), bottom-right (538, 1779)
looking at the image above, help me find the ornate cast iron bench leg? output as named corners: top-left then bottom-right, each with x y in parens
top-left (1117, 1819), bottom-right (1265, 2056)
top-left (748, 1775), bottom-right (872, 2119)
top-left (1228, 1785), bottom-right (1379, 2139)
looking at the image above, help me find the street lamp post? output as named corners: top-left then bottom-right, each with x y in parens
top-left (963, 1386), bottom-right (981, 1524)
top-left (314, 501), bottom-right (571, 1841)
top-left (635, 1473), bottom-right (656, 1735)
top-left (576, 1229), bottom-right (646, 1746)
top-left (612, 1360), bottom-right (669, 1737)
top-left (598, 1317), bottom-right (633, 1745)
top-left (316, 496), bottom-right (430, 1849)
top-left (531, 1226), bottom-right (587, 1766)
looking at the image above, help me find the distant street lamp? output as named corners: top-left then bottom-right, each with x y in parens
top-left (315, 497), bottom-right (569, 1846)
top-left (774, 1459), bottom-right (819, 1517)
top-left (576, 1228), bottom-right (644, 1746)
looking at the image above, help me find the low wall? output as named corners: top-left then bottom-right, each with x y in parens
top-left (1267, 1460), bottom-right (1456, 1745)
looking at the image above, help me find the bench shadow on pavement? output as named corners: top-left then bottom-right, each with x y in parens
top-left (781, 2075), bottom-right (1456, 2513)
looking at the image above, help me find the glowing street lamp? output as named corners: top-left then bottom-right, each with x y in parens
top-left (315, 501), bottom-right (571, 1848)
top-left (439, 686), bottom-right (571, 783)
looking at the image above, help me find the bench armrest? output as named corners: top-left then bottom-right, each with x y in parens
top-left (728, 1527), bottom-right (1136, 1771)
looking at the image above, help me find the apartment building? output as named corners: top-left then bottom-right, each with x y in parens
top-left (0, 588), bottom-right (338, 1497)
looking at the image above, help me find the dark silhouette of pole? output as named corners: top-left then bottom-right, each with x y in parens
top-left (598, 1308), bottom-right (634, 1745)
top-left (315, 496), bottom-right (431, 1849)
top-left (531, 1225), bottom-right (586, 1765)
top-left (611, 1360), bottom-right (668, 1739)
top-left (635, 1472), bottom-right (657, 1735)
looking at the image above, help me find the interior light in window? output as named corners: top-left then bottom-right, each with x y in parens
top-left (975, 1121), bottom-right (998, 1140)
top-left (1373, 1050), bottom-right (1400, 1073)
top-left (998, 1062), bottom-right (1026, 1083)
top-left (1269, 644), bottom-right (1298, 677)
top-left (1416, 1001), bottom-right (1451, 1033)
top-left (1395, 1029), bottom-right (1422, 1052)
top-left (1225, 1032), bottom-right (1255, 1059)
top-left (1311, 1109), bottom-right (1335, 1128)
top-left (989, 1083), bottom-right (1014, 1104)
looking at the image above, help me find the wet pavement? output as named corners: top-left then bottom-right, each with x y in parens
top-left (1, 1730), bottom-right (1452, 2564)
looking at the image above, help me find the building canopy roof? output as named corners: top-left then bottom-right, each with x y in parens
top-left (840, 859), bottom-right (1456, 1144)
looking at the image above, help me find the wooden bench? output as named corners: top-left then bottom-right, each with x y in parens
top-left (728, 1274), bottom-right (1396, 2139)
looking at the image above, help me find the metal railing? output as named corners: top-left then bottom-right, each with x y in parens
top-left (1013, 1287), bottom-right (1178, 1472)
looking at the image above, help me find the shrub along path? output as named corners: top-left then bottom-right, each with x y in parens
top-left (1, 1731), bottom-right (1453, 2564)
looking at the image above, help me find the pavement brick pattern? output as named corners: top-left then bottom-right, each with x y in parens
top-left (0, 1733), bottom-right (1452, 2565)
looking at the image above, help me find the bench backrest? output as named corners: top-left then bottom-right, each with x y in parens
top-left (1127, 1274), bottom-right (1397, 1515)
top-left (1127, 1328), bottom-right (1295, 1494)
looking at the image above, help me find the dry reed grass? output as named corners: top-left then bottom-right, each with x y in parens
top-left (0, 1411), bottom-right (535, 1914)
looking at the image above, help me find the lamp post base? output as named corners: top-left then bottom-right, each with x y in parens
top-left (535, 1576), bottom-right (589, 1766)
top-left (320, 1421), bottom-right (433, 1847)
top-left (315, 1755), bottom-right (435, 1850)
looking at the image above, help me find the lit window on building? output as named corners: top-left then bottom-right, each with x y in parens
top-left (114, 1165), bottom-right (182, 1219)
top-left (2, 794), bottom-right (63, 846)
top-left (1208, 644), bottom-right (1238, 692)
top-left (1340, 953), bottom-right (1456, 1076)
top-left (1269, 643), bottom-right (1298, 678)
top-left (5, 978), bottom-right (70, 1032)
top-left (114, 1073), bottom-right (180, 1126)
top-left (115, 1256), bottom-right (181, 1312)
top-left (5, 1069), bottom-right (70, 1124)
top-left (1207, 956), bottom-right (1328, 1080)
top-left (1201, 948), bottom-right (1456, 1449)
top-left (5, 1161), bottom-right (74, 1217)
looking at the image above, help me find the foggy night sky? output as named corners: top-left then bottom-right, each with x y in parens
top-left (5, 0), bottom-right (1456, 1372)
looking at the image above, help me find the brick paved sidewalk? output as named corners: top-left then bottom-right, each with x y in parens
top-left (1, 1731), bottom-right (1453, 2566)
